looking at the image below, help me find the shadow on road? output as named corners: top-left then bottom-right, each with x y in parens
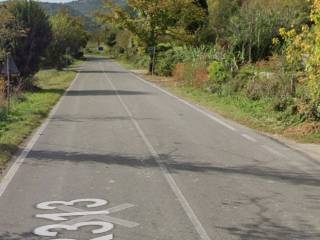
top-left (0, 232), bottom-right (37, 240)
top-left (26, 149), bottom-right (320, 187)
top-left (50, 115), bottom-right (158, 123)
top-left (78, 70), bottom-right (129, 74)
top-left (218, 195), bottom-right (320, 240)
top-left (65, 90), bottom-right (150, 96)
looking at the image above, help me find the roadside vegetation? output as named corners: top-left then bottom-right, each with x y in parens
top-left (94, 0), bottom-right (320, 142)
top-left (0, 0), bottom-right (88, 168)
top-left (0, 67), bottom-right (78, 169)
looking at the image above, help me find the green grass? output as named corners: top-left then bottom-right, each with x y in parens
top-left (166, 85), bottom-right (320, 143)
top-left (0, 66), bottom-right (80, 169)
top-left (116, 58), bottom-right (139, 70)
top-left (116, 56), bottom-right (320, 143)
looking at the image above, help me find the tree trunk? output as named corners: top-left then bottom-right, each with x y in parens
top-left (149, 56), bottom-right (153, 74)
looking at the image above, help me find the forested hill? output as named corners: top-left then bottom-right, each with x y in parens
top-left (39, 1), bottom-right (97, 31)
top-left (40, 0), bottom-right (102, 17)
top-left (40, 0), bottom-right (126, 31)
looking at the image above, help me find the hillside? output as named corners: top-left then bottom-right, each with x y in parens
top-left (66, 0), bottom-right (105, 16)
top-left (39, 0), bottom-right (125, 31)
top-left (39, 2), bottom-right (99, 31)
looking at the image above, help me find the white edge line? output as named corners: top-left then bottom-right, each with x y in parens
top-left (102, 67), bottom-right (211, 240)
top-left (262, 145), bottom-right (285, 158)
top-left (0, 73), bottom-right (80, 198)
top-left (125, 70), bottom-right (236, 132)
top-left (241, 134), bottom-right (257, 143)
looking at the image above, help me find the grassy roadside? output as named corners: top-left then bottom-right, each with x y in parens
top-left (116, 58), bottom-right (320, 144)
top-left (0, 63), bottom-right (82, 170)
top-left (116, 58), bottom-right (139, 70)
top-left (166, 85), bottom-right (320, 143)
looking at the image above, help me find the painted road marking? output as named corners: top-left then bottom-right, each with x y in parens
top-left (241, 134), bottom-right (257, 142)
top-left (34, 198), bottom-right (139, 239)
top-left (37, 199), bottom-right (108, 210)
top-left (126, 70), bottom-right (236, 132)
top-left (0, 73), bottom-right (80, 198)
top-left (262, 145), bottom-right (285, 158)
top-left (102, 66), bottom-right (212, 240)
top-left (36, 209), bottom-right (112, 221)
top-left (34, 221), bottom-right (114, 238)
top-left (48, 204), bottom-right (139, 228)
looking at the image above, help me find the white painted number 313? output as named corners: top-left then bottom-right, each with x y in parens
top-left (34, 199), bottom-right (114, 240)
top-left (37, 198), bottom-right (108, 210)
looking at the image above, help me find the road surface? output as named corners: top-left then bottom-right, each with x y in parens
top-left (0, 57), bottom-right (319, 240)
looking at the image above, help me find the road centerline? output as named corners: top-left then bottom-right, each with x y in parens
top-left (101, 64), bottom-right (212, 240)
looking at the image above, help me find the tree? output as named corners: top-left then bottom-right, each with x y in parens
top-left (207, 0), bottom-right (240, 39)
top-left (46, 9), bottom-right (88, 68)
top-left (106, 32), bottom-right (117, 48)
top-left (227, 0), bottom-right (310, 62)
top-left (279, 0), bottom-right (320, 117)
top-left (0, 4), bottom-right (24, 62)
top-left (196, 0), bottom-right (208, 11)
top-left (8, 0), bottom-right (51, 79)
top-left (101, 0), bottom-right (206, 72)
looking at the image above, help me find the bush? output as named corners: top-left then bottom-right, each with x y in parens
top-left (245, 71), bottom-right (291, 101)
top-left (155, 47), bottom-right (186, 76)
top-left (206, 60), bottom-right (230, 93)
top-left (227, 65), bottom-right (254, 92)
top-left (272, 97), bottom-right (293, 112)
top-left (155, 45), bottom-right (219, 76)
top-left (135, 55), bottom-right (150, 69)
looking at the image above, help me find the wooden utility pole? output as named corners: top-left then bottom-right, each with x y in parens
top-left (6, 52), bottom-right (11, 114)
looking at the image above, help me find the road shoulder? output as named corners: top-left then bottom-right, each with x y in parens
top-left (128, 68), bottom-right (320, 163)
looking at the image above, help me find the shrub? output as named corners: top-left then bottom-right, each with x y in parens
top-left (272, 97), bottom-right (293, 112)
top-left (155, 47), bottom-right (186, 76)
top-left (245, 71), bottom-right (291, 100)
top-left (206, 60), bottom-right (229, 93)
top-left (155, 45), bottom-right (219, 76)
top-left (134, 54), bottom-right (149, 69)
top-left (220, 66), bottom-right (254, 95)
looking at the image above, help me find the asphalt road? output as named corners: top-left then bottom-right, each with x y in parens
top-left (0, 57), bottom-right (319, 240)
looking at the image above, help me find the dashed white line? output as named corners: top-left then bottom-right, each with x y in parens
top-left (241, 134), bottom-right (257, 142)
top-left (0, 74), bottom-right (80, 198)
top-left (102, 67), bottom-right (212, 240)
top-left (262, 145), bottom-right (285, 158)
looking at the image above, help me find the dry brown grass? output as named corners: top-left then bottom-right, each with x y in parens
top-left (173, 63), bottom-right (186, 84)
top-left (194, 67), bottom-right (209, 88)
top-left (173, 63), bottom-right (209, 88)
top-left (0, 77), bottom-right (6, 108)
top-left (285, 122), bottom-right (320, 136)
